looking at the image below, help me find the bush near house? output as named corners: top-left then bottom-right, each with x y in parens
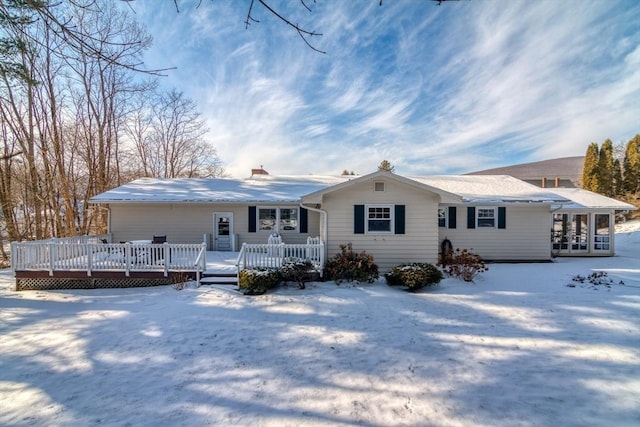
top-left (280, 257), bottom-right (315, 289)
top-left (238, 267), bottom-right (281, 295)
top-left (438, 248), bottom-right (488, 282)
top-left (324, 243), bottom-right (379, 283)
top-left (385, 263), bottom-right (443, 292)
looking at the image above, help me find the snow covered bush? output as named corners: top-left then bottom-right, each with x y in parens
top-left (324, 243), bottom-right (379, 283)
top-left (385, 262), bottom-right (443, 292)
top-left (280, 257), bottom-right (315, 289)
top-left (238, 267), bottom-right (281, 295)
top-left (438, 248), bottom-right (488, 282)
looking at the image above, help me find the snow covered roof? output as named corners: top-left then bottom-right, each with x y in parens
top-left (548, 188), bottom-right (637, 210)
top-left (410, 175), bottom-right (570, 204)
top-left (91, 173), bottom-right (632, 210)
top-left (301, 170), bottom-right (463, 204)
top-left (89, 175), bottom-right (352, 204)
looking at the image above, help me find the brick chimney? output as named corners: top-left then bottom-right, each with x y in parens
top-left (251, 166), bottom-right (269, 176)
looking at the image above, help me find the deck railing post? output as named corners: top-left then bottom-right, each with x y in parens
top-left (87, 243), bottom-right (93, 276)
top-left (49, 241), bottom-right (55, 276)
top-left (163, 242), bottom-right (169, 277)
top-left (125, 242), bottom-right (131, 277)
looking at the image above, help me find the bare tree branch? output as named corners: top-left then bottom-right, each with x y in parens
top-left (254, 0), bottom-right (325, 54)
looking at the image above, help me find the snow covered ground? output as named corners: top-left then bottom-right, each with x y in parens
top-left (1, 222), bottom-right (639, 426)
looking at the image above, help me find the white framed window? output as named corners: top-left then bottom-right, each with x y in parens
top-left (258, 208), bottom-right (277, 231)
top-left (258, 207), bottom-right (298, 232)
top-left (280, 208), bottom-right (298, 231)
top-left (438, 207), bottom-right (447, 228)
top-left (366, 204), bottom-right (393, 233)
top-left (477, 207), bottom-right (496, 228)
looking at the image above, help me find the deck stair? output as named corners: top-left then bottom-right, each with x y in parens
top-left (198, 270), bottom-right (238, 285)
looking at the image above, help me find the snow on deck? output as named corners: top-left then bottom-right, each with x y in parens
top-left (204, 251), bottom-right (239, 274)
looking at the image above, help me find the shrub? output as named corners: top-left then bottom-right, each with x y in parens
top-left (324, 243), bottom-right (379, 283)
top-left (281, 257), bottom-right (315, 289)
top-left (438, 248), bottom-right (488, 282)
top-left (238, 267), bottom-right (281, 295)
top-left (385, 262), bottom-right (443, 292)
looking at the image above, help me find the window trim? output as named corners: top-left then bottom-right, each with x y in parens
top-left (365, 204), bottom-right (394, 233)
top-left (438, 207), bottom-right (447, 228)
top-left (257, 206), bottom-right (299, 233)
top-left (476, 206), bottom-right (497, 228)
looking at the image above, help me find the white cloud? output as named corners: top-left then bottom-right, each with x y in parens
top-left (132, 0), bottom-right (640, 177)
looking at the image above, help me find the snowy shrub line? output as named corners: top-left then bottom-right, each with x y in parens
top-left (385, 262), bottom-right (443, 292)
top-left (239, 257), bottom-right (317, 295)
top-left (238, 267), bottom-right (281, 295)
top-left (280, 257), bottom-right (315, 289)
top-left (438, 248), bottom-right (488, 282)
top-left (567, 271), bottom-right (624, 289)
top-left (324, 243), bottom-right (379, 284)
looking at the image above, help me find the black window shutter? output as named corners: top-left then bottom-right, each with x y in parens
top-left (498, 207), bottom-right (506, 229)
top-left (394, 205), bottom-right (405, 234)
top-left (248, 206), bottom-right (256, 232)
top-left (300, 207), bottom-right (308, 233)
top-left (354, 205), bottom-right (365, 234)
top-left (448, 206), bottom-right (457, 229)
top-left (467, 207), bottom-right (476, 229)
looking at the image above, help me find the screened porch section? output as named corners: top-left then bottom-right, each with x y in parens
top-left (552, 212), bottom-right (614, 256)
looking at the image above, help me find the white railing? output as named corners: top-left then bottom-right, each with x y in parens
top-left (11, 240), bottom-right (206, 277)
top-left (236, 241), bottom-right (325, 276)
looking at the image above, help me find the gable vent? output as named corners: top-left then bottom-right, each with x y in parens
top-left (374, 181), bottom-right (385, 192)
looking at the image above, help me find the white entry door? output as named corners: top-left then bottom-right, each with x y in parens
top-left (213, 212), bottom-right (233, 251)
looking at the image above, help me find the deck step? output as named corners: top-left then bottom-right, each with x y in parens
top-left (199, 276), bottom-right (238, 285)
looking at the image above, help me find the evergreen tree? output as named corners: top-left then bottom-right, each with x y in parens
top-left (582, 143), bottom-right (600, 192)
top-left (613, 158), bottom-right (623, 196)
top-left (623, 134), bottom-right (640, 195)
top-left (598, 139), bottom-right (615, 196)
top-left (378, 160), bottom-right (395, 172)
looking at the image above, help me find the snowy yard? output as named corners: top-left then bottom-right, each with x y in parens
top-left (1, 223), bottom-right (639, 426)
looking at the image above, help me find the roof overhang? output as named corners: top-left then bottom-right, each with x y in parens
top-left (301, 170), bottom-right (463, 205)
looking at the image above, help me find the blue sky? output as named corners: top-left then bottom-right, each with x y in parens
top-left (129, 0), bottom-right (639, 178)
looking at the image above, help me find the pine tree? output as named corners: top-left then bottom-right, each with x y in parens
top-left (582, 142), bottom-right (600, 192)
top-left (613, 158), bottom-right (623, 196)
top-left (378, 160), bottom-right (395, 172)
top-left (598, 139), bottom-right (615, 196)
top-left (623, 134), bottom-right (640, 195)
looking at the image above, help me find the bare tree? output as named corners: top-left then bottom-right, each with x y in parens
top-left (125, 89), bottom-right (225, 179)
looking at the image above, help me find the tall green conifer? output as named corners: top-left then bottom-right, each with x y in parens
top-left (623, 134), bottom-right (640, 195)
top-left (613, 159), bottom-right (623, 196)
top-left (598, 139), bottom-right (615, 196)
top-left (582, 142), bottom-right (600, 192)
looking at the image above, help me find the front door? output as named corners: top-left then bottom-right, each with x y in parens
top-left (213, 212), bottom-right (233, 251)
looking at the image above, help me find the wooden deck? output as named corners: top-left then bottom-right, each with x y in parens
top-left (11, 238), bottom-right (325, 290)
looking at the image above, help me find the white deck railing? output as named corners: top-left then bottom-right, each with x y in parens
top-left (11, 239), bottom-right (206, 277)
top-left (236, 242), bottom-right (325, 277)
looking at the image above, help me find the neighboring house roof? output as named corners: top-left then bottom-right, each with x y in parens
top-left (467, 156), bottom-right (584, 188)
top-left (89, 175), bottom-right (352, 204)
top-left (549, 188), bottom-right (637, 210)
top-left (411, 175), bottom-right (570, 204)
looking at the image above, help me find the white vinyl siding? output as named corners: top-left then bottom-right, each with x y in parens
top-left (109, 203), bottom-right (320, 246)
top-left (439, 204), bottom-right (551, 261)
top-left (322, 177), bottom-right (440, 272)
